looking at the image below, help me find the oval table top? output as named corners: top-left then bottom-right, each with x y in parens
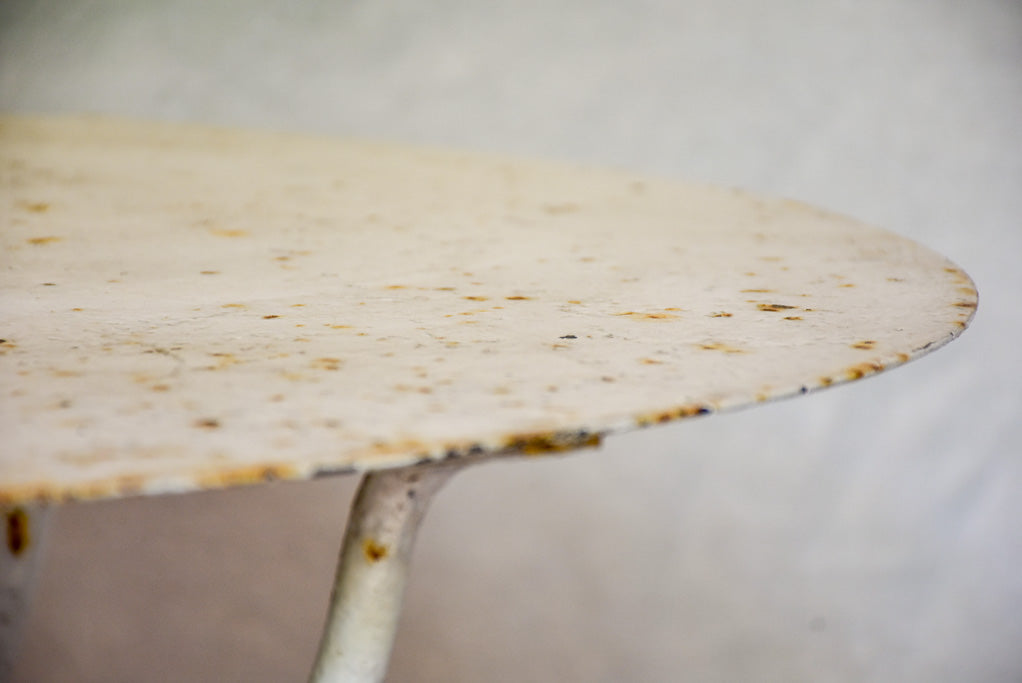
top-left (0, 116), bottom-right (976, 504)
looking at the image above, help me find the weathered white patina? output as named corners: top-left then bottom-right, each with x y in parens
top-left (1, 116), bottom-right (975, 504)
top-left (0, 116), bottom-right (975, 682)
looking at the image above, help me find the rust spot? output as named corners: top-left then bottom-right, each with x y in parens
top-left (363, 538), bottom-right (389, 563)
top-left (953, 301), bottom-right (977, 309)
top-left (195, 463), bottom-right (299, 490)
top-left (710, 312), bottom-right (733, 318)
top-left (262, 315), bottom-right (281, 319)
top-left (506, 295), bottom-right (533, 301)
top-left (385, 284), bottom-right (408, 290)
top-left (503, 431), bottom-right (602, 455)
top-left (434, 286), bottom-right (456, 291)
top-left (330, 324), bottom-right (353, 329)
top-left (463, 295), bottom-right (489, 301)
top-left (210, 228), bottom-right (248, 238)
top-left (151, 384), bottom-right (171, 392)
top-left (636, 404), bottom-right (711, 427)
top-left (888, 277), bottom-right (905, 282)
top-left (783, 316), bottom-right (802, 321)
top-left (757, 303), bottom-right (796, 312)
top-left (839, 283), bottom-right (856, 288)
top-left (222, 303), bottom-right (246, 309)
top-left (194, 418), bottom-right (220, 429)
top-left (543, 202), bottom-right (579, 215)
top-left (897, 353), bottom-right (911, 362)
top-left (200, 270), bottom-right (220, 275)
top-left (26, 236), bottom-right (62, 245)
top-left (639, 357), bottom-right (664, 365)
top-left (741, 288), bottom-right (773, 293)
top-left (615, 311), bottom-right (679, 320)
top-left (851, 340), bottom-right (877, 350)
top-left (845, 361), bottom-right (884, 380)
top-left (312, 357), bottom-right (343, 371)
top-left (567, 300), bottom-right (582, 305)
top-left (819, 376), bottom-right (834, 386)
top-left (698, 342), bottom-right (746, 354)
top-left (6, 508), bottom-right (29, 556)
top-left (19, 201), bottom-right (51, 213)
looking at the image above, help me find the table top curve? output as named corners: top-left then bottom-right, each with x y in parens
top-left (0, 116), bottom-right (976, 504)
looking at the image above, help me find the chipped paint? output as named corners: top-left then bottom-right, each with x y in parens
top-left (0, 115), bottom-right (977, 505)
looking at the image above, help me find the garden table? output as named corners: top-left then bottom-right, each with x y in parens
top-left (0, 116), bottom-right (976, 681)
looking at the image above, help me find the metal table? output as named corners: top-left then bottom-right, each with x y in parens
top-left (0, 116), bottom-right (976, 681)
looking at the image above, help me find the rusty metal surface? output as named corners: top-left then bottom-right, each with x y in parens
top-left (0, 116), bottom-right (976, 504)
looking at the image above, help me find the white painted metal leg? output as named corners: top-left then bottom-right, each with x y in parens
top-left (0, 505), bottom-right (51, 680)
top-left (310, 461), bottom-right (464, 683)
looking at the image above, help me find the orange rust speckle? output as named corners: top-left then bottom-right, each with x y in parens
top-left (263, 315), bottom-right (281, 319)
top-left (71, 307), bottom-right (83, 312)
top-left (194, 418), bottom-right (220, 429)
top-left (698, 342), bottom-right (746, 354)
top-left (839, 283), bottom-right (856, 288)
top-left (710, 312), bottom-right (733, 318)
top-left (330, 324), bottom-right (353, 329)
top-left (636, 404), bottom-right (711, 426)
top-left (222, 303), bottom-right (246, 309)
top-left (845, 361), bottom-right (884, 380)
top-left (200, 270), bottom-right (220, 275)
top-left (567, 300), bottom-right (582, 305)
top-left (639, 357), bottom-right (664, 365)
top-left (503, 431), bottom-right (602, 455)
top-left (385, 284), bottom-right (408, 290)
top-left (363, 538), bottom-right (389, 563)
top-left (888, 277), bottom-right (905, 282)
top-left (26, 236), bottom-right (62, 245)
top-left (312, 357), bottom-right (343, 371)
top-left (506, 295), bottom-right (533, 301)
top-left (897, 353), bottom-right (911, 363)
top-left (6, 508), bottom-right (30, 556)
top-left (758, 303), bottom-right (796, 312)
top-left (151, 384), bottom-right (171, 392)
top-left (852, 340), bottom-right (877, 350)
top-left (434, 286), bottom-right (456, 291)
top-left (615, 311), bottom-right (679, 320)
top-left (52, 369), bottom-right (80, 378)
top-left (210, 228), bottom-right (249, 238)
top-left (544, 202), bottom-right (580, 215)
top-left (291, 303), bottom-right (306, 307)
top-left (954, 301), bottom-right (978, 309)
top-left (19, 201), bottom-right (51, 213)
top-left (195, 463), bottom-right (298, 491)
top-left (464, 295), bottom-right (489, 301)
top-left (741, 288), bottom-right (773, 293)
top-left (820, 376), bottom-right (834, 386)
top-left (783, 316), bottom-right (802, 321)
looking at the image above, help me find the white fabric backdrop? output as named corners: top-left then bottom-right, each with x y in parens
top-left (3, 1), bottom-right (1020, 681)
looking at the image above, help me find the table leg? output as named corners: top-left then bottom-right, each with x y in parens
top-left (0, 505), bottom-right (51, 679)
top-left (309, 460), bottom-right (465, 683)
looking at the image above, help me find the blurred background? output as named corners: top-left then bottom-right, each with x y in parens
top-left (2, 1), bottom-right (1020, 681)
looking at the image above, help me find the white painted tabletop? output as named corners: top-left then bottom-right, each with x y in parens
top-left (0, 116), bottom-right (976, 504)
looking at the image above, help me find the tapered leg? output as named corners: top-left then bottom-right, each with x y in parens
top-left (309, 461), bottom-right (465, 683)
